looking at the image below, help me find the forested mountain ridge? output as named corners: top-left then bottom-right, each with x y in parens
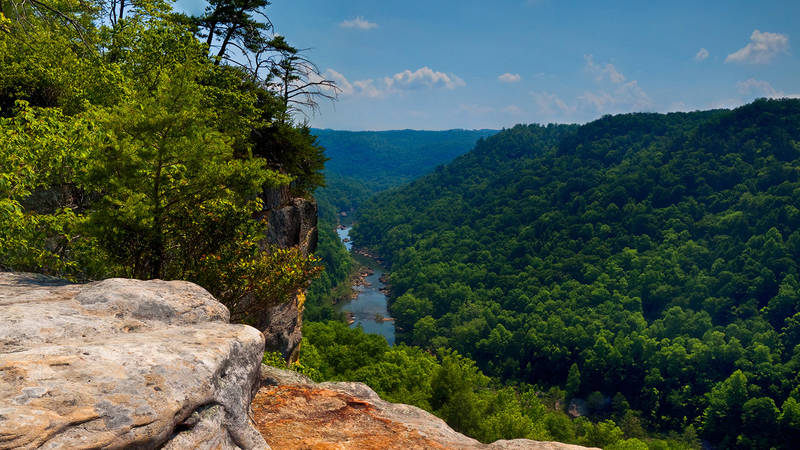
top-left (313, 128), bottom-right (497, 191)
top-left (353, 99), bottom-right (800, 448)
top-left (311, 128), bottom-right (497, 222)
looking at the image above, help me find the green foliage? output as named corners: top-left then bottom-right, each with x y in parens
top-left (353, 100), bottom-right (800, 448)
top-left (313, 128), bottom-right (497, 228)
top-left (301, 321), bottom-right (654, 447)
top-left (301, 321), bottom-right (438, 409)
top-left (1, 0), bottom-right (325, 312)
top-left (313, 128), bottom-right (497, 192)
top-left (565, 363), bottom-right (582, 400)
top-left (84, 70), bottom-right (281, 278)
top-left (304, 221), bottom-right (352, 321)
top-left (0, 102), bottom-right (99, 276)
top-left (262, 351), bottom-right (322, 381)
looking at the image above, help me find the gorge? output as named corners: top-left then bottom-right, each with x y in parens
top-left (335, 226), bottom-right (396, 345)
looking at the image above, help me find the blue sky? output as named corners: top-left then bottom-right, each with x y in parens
top-left (177, 0), bottom-right (799, 130)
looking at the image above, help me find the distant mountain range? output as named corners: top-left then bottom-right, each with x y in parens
top-left (312, 128), bottom-right (497, 191)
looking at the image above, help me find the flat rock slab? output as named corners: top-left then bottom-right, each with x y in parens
top-left (253, 366), bottom-right (596, 450)
top-left (0, 272), bottom-right (268, 449)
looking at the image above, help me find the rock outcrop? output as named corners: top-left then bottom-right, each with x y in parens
top-left (257, 186), bottom-right (318, 362)
top-left (253, 366), bottom-right (597, 450)
top-left (0, 272), bottom-right (267, 449)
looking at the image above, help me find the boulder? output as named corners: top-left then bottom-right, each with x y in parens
top-left (253, 365), bottom-right (597, 450)
top-left (0, 272), bottom-right (267, 449)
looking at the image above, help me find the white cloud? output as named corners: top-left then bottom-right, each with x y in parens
top-left (502, 105), bottom-right (524, 115)
top-left (695, 48), bottom-right (709, 61)
top-left (320, 67), bottom-right (465, 100)
top-left (584, 54), bottom-right (625, 84)
top-left (531, 92), bottom-right (575, 117)
top-left (577, 55), bottom-right (651, 113)
top-left (353, 79), bottom-right (383, 98)
top-left (579, 80), bottom-right (651, 112)
top-left (498, 73), bottom-right (522, 83)
top-left (529, 55), bottom-right (653, 122)
top-left (384, 66), bottom-right (466, 90)
top-left (726, 30), bottom-right (789, 64)
top-left (339, 16), bottom-right (378, 30)
top-left (323, 69), bottom-right (353, 96)
top-left (737, 78), bottom-right (800, 99)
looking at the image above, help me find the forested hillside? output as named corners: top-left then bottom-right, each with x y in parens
top-left (313, 128), bottom-right (496, 220)
top-left (314, 128), bottom-right (497, 190)
top-left (307, 128), bottom-right (496, 314)
top-left (353, 99), bottom-right (800, 448)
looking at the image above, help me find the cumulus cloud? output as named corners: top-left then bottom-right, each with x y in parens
top-left (726, 30), bottom-right (789, 64)
top-left (737, 78), bottom-right (800, 99)
top-left (353, 79), bottom-right (383, 98)
top-left (384, 66), bottom-right (465, 90)
top-left (498, 73), bottom-right (522, 83)
top-left (323, 69), bottom-right (354, 96)
top-left (319, 67), bottom-right (465, 99)
top-left (695, 48), bottom-right (709, 61)
top-left (584, 55), bottom-right (625, 84)
top-left (339, 16), bottom-right (378, 30)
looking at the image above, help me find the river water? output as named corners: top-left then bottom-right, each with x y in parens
top-left (335, 227), bottom-right (396, 345)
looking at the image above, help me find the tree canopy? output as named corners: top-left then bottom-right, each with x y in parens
top-left (353, 99), bottom-right (800, 448)
top-left (0, 0), bottom-right (329, 315)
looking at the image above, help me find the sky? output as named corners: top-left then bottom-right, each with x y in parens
top-left (176, 0), bottom-right (800, 130)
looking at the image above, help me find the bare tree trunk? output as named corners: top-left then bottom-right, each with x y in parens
top-left (215, 25), bottom-right (238, 63)
top-left (205, 21), bottom-right (217, 46)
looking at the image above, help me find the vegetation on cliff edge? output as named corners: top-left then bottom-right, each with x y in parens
top-left (0, 0), bottom-right (326, 316)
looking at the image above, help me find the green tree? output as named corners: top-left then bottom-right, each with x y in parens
top-left (84, 70), bottom-right (282, 279)
top-left (702, 370), bottom-right (749, 446)
top-left (740, 397), bottom-right (779, 448)
top-left (196, 0), bottom-right (272, 62)
top-left (430, 349), bottom-right (490, 436)
top-left (780, 397), bottom-right (800, 445)
top-left (566, 362), bottom-right (582, 400)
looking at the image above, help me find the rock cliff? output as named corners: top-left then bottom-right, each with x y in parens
top-left (1, 273), bottom-right (594, 449)
top-left (0, 273), bottom-right (267, 449)
top-left (254, 365), bottom-right (597, 450)
top-left (256, 185), bottom-right (318, 362)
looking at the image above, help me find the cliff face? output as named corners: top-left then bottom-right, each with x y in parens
top-left (0, 273), bottom-right (267, 449)
top-left (256, 186), bottom-right (318, 362)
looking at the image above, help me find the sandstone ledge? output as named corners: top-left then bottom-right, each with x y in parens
top-left (254, 366), bottom-right (595, 450)
top-left (0, 272), bottom-right (267, 449)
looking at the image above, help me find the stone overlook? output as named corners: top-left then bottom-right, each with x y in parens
top-left (0, 272), bottom-right (266, 449)
top-left (1, 273), bottom-right (593, 449)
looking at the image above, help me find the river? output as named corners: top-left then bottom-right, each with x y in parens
top-left (335, 227), bottom-right (395, 345)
